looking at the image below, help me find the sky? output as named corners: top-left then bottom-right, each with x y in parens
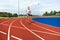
top-left (0, 0), bottom-right (60, 15)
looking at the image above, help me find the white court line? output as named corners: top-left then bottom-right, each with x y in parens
top-left (27, 20), bottom-right (60, 35)
top-left (20, 20), bottom-right (45, 40)
top-left (7, 19), bottom-right (17, 40)
top-left (1, 23), bottom-right (60, 36)
top-left (0, 31), bottom-right (22, 40)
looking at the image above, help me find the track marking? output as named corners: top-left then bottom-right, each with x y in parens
top-left (0, 31), bottom-right (22, 40)
top-left (7, 19), bottom-right (17, 40)
top-left (0, 23), bottom-right (25, 29)
top-left (11, 26), bottom-right (60, 36)
top-left (0, 19), bottom-right (10, 24)
top-left (0, 18), bottom-right (59, 39)
top-left (2, 24), bottom-right (60, 36)
top-left (26, 20), bottom-right (60, 35)
top-left (31, 30), bottom-right (60, 36)
top-left (32, 23), bottom-right (60, 34)
top-left (0, 31), bottom-right (7, 35)
top-left (13, 26), bottom-right (60, 36)
top-left (11, 35), bottom-right (22, 40)
top-left (1, 23), bottom-right (60, 36)
top-left (20, 20), bottom-right (45, 40)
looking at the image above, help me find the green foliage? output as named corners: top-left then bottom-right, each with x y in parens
top-left (12, 13), bottom-right (18, 17)
top-left (8, 13), bottom-right (12, 17)
top-left (0, 12), bottom-right (8, 17)
top-left (43, 12), bottom-right (50, 16)
top-left (0, 12), bottom-right (18, 17)
top-left (43, 11), bottom-right (60, 16)
top-left (53, 11), bottom-right (57, 15)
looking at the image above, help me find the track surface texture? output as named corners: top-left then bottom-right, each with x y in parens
top-left (0, 18), bottom-right (60, 40)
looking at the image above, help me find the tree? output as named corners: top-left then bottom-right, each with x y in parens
top-left (53, 11), bottom-right (57, 15)
top-left (58, 11), bottom-right (60, 13)
top-left (50, 11), bottom-right (53, 15)
top-left (12, 13), bottom-right (18, 17)
top-left (43, 12), bottom-right (49, 16)
top-left (8, 13), bottom-right (12, 17)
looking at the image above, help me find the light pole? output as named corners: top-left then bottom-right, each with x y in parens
top-left (18, 0), bottom-right (19, 17)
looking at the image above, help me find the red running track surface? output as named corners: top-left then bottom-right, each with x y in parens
top-left (0, 18), bottom-right (60, 40)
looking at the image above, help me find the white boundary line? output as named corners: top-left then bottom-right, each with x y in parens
top-left (1, 23), bottom-right (25, 30)
top-left (11, 35), bottom-right (22, 40)
top-left (0, 31), bottom-right (7, 35)
top-left (32, 23), bottom-right (60, 34)
top-left (31, 30), bottom-right (60, 36)
top-left (13, 26), bottom-right (60, 36)
top-left (1, 23), bottom-right (60, 36)
top-left (20, 19), bottom-right (45, 40)
top-left (0, 31), bottom-right (22, 40)
top-left (0, 18), bottom-right (60, 40)
top-left (26, 20), bottom-right (60, 35)
top-left (7, 19), bottom-right (17, 40)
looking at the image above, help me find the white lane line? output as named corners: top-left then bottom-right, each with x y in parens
top-left (0, 31), bottom-right (22, 40)
top-left (27, 20), bottom-right (60, 35)
top-left (0, 31), bottom-right (7, 35)
top-left (20, 20), bottom-right (45, 40)
top-left (7, 19), bottom-right (17, 40)
top-left (0, 23), bottom-right (9, 26)
top-left (11, 25), bottom-right (60, 36)
top-left (11, 26), bottom-right (60, 36)
top-left (0, 23), bottom-right (25, 30)
top-left (1, 23), bottom-right (60, 36)
top-left (0, 19), bottom-right (10, 24)
top-left (14, 26), bottom-right (60, 36)
top-left (31, 30), bottom-right (60, 36)
top-left (0, 24), bottom-right (60, 36)
top-left (32, 23), bottom-right (60, 34)
top-left (11, 35), bottom-right (22, 40)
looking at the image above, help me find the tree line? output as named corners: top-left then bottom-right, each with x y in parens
top-left (43, 11), bottom-right (60, 16)
top-left (0, 12), bottom-right (18, 17)
top-left (0, 12), bottom-right (33, 17)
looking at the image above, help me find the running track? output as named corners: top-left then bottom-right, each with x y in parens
top-left (0, 18), bottom-right (60, 40)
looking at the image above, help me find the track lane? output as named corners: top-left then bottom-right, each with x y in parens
top-left (0, 31), bottom-right (22, 40)
top-left (21, 18), bottom-right (60, 40)
top-left (0, 18), bottom-right (12, 23)
top-left (0, 32), bottom-right (7, 40)
top-left (0, 18), bottom-right (16, 33)
top-left (0, 18), bottom-right (22, 40)
top-left (22, 18), bottom-right (60, 35)
top-left (27, 18), bottom-right (60, 34)
top-left (1, 22), bottom-right (60, 36)
top-left (10, 18), bottom-right (42, 40)
top-left (0, 18), bottom-right (60, 40)
top-left (7, 18), bottom-right (18, 40)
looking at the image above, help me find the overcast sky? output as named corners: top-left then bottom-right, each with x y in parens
top-left (0, 0), bottom-right (60, 15)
